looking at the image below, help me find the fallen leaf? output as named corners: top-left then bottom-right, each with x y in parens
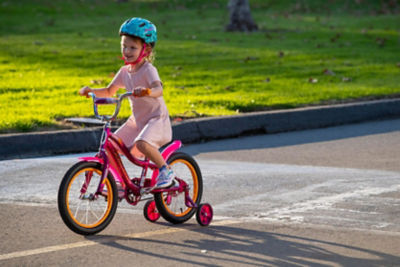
top-left (265, 33), bottom-right (273, 39)
top-left (323, 69), bottom-right (336, 76)
top-left (33, 41), bottom-right (44, 46)
top-left (44, 19), bottom-right (55, 27)
top-left (90, 79), bottom-right (104, 85)
top-left (243, 56), bottom-right (259, 62)
top-left (376, 37), bottom-right (386, 47)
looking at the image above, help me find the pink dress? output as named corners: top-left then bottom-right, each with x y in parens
top-left (110, 62), bottom-right (172, 152)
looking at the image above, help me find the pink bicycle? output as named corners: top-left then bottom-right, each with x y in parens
top-left (57, 91), bottom-right (213, 235)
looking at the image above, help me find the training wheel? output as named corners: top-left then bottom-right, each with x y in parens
top-left (196, 203), bottom-right (213, 226)
top-left (143, 200), bottom-right (160, 223)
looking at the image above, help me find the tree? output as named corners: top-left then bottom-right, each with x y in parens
top-left (226, 0), bottom-right (258, 32)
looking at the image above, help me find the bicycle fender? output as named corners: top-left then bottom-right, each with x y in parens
top-left (78, 157), bottom-right (124, 184)
top-left (161, 140), bottom-right (182, 161)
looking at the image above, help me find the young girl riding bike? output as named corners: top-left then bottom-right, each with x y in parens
top-left (79, 17), bottom-right (174, 189)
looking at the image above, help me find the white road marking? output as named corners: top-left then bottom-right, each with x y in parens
top-left (250, 184), bottom-right (400, 223)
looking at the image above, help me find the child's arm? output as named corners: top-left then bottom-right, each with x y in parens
top-left (79, 83), bottom-right (120, 98)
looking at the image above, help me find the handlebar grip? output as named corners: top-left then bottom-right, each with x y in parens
top-left (137, 88), bottom-right (151, 97)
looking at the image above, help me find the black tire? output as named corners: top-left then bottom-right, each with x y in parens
top-left (154, 152), bottom-right (203, 224)
top-left (143, 200), bottom-right (160, 222)
top-left (58, 161), bottom-right (118, 235)
top-left (196, 203), bottom-right (213, 226)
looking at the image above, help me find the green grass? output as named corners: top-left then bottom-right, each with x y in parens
top-left (0, 0), bottom-right (399, 133)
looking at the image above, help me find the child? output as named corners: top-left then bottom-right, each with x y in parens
top-left (79, 17), bottom-right (174, 188)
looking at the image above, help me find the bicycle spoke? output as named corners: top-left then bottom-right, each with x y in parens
top-left (74, 200), bottom-right (83, 219)
top-left (85, 201), bottom-right (90, 225)
top-left (89, 202), bottom-right (101, 220)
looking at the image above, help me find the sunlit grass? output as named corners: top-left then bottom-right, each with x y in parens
top-left (0, 0), bottom-right (399, 132)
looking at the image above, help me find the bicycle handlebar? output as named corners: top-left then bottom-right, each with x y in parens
top-left (89, 88), bottom-right (150, 122)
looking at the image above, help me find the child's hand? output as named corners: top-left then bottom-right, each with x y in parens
top-left (133, 87), bottom-right (151, 97)
top-left (79, 86), bottom-right (92, 97)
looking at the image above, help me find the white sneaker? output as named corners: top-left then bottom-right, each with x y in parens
top-left (155, 168), bottom-right (175, 188)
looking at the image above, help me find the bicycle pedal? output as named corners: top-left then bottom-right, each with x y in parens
top-left (140, 186), bottom-right (155, 195)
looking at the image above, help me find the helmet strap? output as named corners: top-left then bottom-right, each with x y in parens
top-left (122, 43), bottom-right (148, 66)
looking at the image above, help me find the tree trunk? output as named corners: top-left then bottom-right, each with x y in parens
top-left (226, 0), bottom-right (258, 32)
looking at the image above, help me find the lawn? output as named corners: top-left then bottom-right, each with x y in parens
top-left (0, 0), bottom-right (399, 132)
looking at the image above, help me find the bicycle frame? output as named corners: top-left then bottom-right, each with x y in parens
top-left (79, 92), bottom-right (184, 205)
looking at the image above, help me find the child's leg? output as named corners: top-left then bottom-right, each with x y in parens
top-left (135, 140), bottom-right (166, 168)
top-left (136, 140), bottom-right (174, 188)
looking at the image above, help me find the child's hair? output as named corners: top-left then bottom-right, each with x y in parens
top-left (146, 49), bottom-right (155, 64)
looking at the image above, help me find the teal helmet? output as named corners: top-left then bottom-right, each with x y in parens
top-left (119, 17), bottom-right (157, 46)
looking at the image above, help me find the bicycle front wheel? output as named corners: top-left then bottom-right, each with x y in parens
top-left (58, 161), bottom-right (118, 235)
top-left (154, 152), bottom-right (203, 224)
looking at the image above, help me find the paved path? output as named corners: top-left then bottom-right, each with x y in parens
top-left (0, 119), bottom-right (399, 266)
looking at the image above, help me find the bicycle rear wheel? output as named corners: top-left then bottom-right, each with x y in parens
top-left (58, 161), bottom-right (118, 235)
top-left (154, 152), bottom-right (203, 224)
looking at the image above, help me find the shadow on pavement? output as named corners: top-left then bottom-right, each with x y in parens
top-left (88, 223), bottom-right (400, 266)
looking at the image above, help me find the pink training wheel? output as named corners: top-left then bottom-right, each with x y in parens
top-left (143, 200), bottom-right (160, 223)
top-left (196, 203), bottom-right (213, 226)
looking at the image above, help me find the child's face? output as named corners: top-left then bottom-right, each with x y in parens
top-left (120, 35), bottom-right (143, 63)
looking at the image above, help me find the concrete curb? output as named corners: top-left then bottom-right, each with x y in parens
top-left (1, 98), bottom-right (400, 160)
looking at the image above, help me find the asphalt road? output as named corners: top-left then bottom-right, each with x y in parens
top-left (1, 118), bottom-right (400, 266)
